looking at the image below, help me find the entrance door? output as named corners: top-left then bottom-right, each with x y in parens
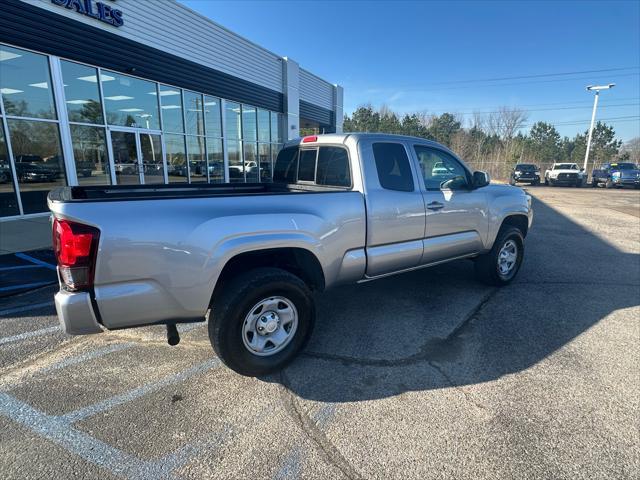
top-left (108, 128), bottom-right (165, 185)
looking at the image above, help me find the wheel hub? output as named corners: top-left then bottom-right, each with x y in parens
top-left (257, 311), bottom-right (279, 335)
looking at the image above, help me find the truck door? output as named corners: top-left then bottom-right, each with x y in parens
top-left (361, 140), bottom-right (426, 277)
top-left (412, 145), bottom-right (488, 264)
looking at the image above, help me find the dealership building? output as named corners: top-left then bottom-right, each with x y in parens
top-left (0, 0), bottom-right (344, 220)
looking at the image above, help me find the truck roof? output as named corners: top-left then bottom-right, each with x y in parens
top-left (285, 132), bottom-right (452, 151)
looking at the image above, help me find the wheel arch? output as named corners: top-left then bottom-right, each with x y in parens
top-left (210, 247), bottom-right (326, 306)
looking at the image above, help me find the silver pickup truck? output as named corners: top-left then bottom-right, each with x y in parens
top-left (48, 133), bottom-right (532, 376)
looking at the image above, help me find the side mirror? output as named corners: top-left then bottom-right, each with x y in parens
top-left (473, 171), bottom-right (490, 188)
top-left (580, 168), bottom-right (585, 172)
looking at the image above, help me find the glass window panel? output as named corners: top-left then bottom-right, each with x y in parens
top-left (8, 119), bottom-right (66, 214)
top-left (227, 140), bottom-right (243, 183)
top-left (0, 45), bottom-right (56, 119)
top-left (273, 146), bottom-right (297, 183)
top-left (206, 138), bottom-right (224, 183)
top-left (316, 146), bottom-right (351, 187)
top-left (184, 91), bottom-right (204, 136)
top-left (187, 135), bottom-right (206, 183)
top-left (241, 105), bottom-right (256, 141)
top-left (140, 133), bottom-right (164, 184)
top-left (258, 143), bottom-right (272, 183)
top-left (270, 112), bottom-right (282, 143)
top-left (204, 96), bottom-right (222, 138)
top-left (297, 149), bottom-right (317, 182)
top-left (70, 125), bottom-right (109, 186)
top-left (159, 84), bottom-right (183, 133)
top-left (225, 101), bottom-right (241, 140)
top-left (0, 120), bottom-right (20, 217)
top-left (243, 142), bottom-right (258, 182)
top-left (372, 142), bottom-right (414, 192)
top-left (257, 109), bottom-right (270, 143)
top-left (101, 70), bottom-right (160, 129)
top-left (110, 131), bottom-right (139, 185)
top-left (165, 134), bottom-right (187, 183)
top-left (61, 61), bottom-right (103, 124)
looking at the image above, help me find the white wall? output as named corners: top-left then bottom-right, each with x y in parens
top-left (299, 68), bottom-right (334, 110)
top-left (21, 0), bottom-right (284, 93)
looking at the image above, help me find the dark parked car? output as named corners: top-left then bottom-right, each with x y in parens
top-left (509, 164), bottom-right (540, 185)
top-left (591, 162), bottom-right (640, 188)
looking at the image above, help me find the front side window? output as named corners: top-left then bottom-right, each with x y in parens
top-left (372, 143), bottom-right (414, 192)
top-left (61, 61), bottom-right (103, 124)
top-left (101, 70), bottom-right (160, 129)
top-left (414, 146), bottom-right (468, 190)
top-left (0, 45), bottom-right (56, 119)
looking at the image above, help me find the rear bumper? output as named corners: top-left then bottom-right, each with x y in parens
top-left (55, 289), bottom-right (103, 335)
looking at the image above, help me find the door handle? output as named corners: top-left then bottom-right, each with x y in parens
top-left (427, 201), bottom-right (444, 211)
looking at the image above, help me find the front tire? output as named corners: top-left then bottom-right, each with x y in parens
top-left (475, 226), bottom-right (524, 286)
top-left (208, 267), bottom-right (315, 376)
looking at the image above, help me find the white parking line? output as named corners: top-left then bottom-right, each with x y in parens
top-left (61, 358), bottom-right (221, 423)
top-left (0, 326), bottom-right (60, 346)
top-left (39, 343), bottom-right (135, 374)
top-left (0, 393), bottom-right (178, 480)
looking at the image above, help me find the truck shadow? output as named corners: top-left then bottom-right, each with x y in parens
top-left (269, 194), bottom-right (640, 402)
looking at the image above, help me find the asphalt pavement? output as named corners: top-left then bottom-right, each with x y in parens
top-left (0, 185), bottom-right (638, 479)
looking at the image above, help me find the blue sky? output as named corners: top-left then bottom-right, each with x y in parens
top-left (181, 0), bottom-right (640, 140)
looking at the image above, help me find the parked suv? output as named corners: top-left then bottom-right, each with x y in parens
top-left (509, 164), bottom-right (540, 185)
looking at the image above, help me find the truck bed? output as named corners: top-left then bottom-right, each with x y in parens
top-left (48, 182), bottom-right (349, 203)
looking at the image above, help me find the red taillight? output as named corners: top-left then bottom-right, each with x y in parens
top-left (53, 218), bottom-right (100, 291)
top-left (302, 135), bottom-right (318, 143)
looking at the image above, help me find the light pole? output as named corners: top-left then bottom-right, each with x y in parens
top-left (583, 83), bottom-right (615, 173)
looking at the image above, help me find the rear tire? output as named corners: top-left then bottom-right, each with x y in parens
top-left (544, 176), bottom-right (549, 186)
top-left (475, 226), bottom-right (524, 286)
top-left (208, 267), bottom-right (315, 376)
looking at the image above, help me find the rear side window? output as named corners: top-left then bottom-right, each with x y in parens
top-left (297, 149), bottom-right (317, 182)
top-left (372, 143), bottom-right (414, 192)
top-left (273, 147), bottom-right (298, 183)
top-left (273, 145), bottom-right (351, 188)
top-left (316, 147), bottom-right (351, 187)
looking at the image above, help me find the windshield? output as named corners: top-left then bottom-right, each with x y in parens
top-left (515, 164), bottom-right (536, 171)
top-left (554, 164), bottom-right (577, 170)
top-left (611, 163), bottom-right (637, 170)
